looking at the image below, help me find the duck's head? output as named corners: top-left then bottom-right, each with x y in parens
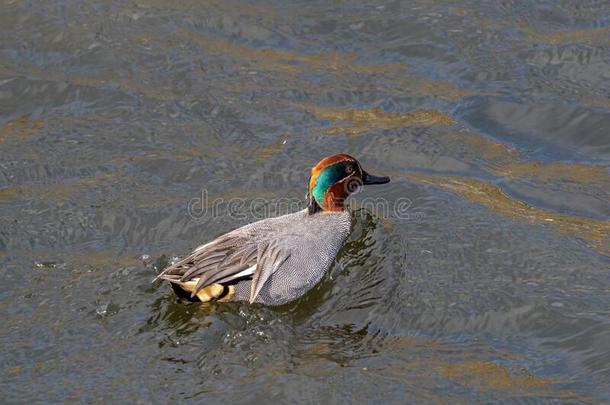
top-left (306, 154), bottom-right (390, 213)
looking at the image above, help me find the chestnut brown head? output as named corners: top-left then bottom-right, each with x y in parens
top-left (306, 154), bottom-right (390, 213)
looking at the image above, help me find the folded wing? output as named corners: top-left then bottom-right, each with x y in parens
top-left (154, 228), bottom-right (292, 303)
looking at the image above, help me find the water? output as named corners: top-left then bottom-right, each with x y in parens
top-left (1, 0), bottom-right (609, 403)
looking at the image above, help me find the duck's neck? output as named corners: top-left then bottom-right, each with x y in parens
top-left (307, 190), bottom-right (346, 214)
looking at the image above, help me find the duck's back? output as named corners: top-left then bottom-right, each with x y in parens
top-left (234, 209), bottom-right (352, 305)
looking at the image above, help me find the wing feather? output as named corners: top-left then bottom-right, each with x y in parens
top-left (154, 226), bottom-right (297, 302)
top-left (249, 240), bottom-right (292, 303)
top-left (154, 230), bottom-right (259, 298)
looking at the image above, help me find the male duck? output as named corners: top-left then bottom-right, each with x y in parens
top-left (154, 154), bottom-right (390, 306)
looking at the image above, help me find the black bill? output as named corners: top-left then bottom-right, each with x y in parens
top-left (362, 171), bottom-right (390, 185)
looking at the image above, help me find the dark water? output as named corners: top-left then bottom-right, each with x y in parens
top-left (1, 0), bottom-right (610, 403)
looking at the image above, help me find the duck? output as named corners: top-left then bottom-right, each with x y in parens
top-left (153, 154), bottom-right (390, 306)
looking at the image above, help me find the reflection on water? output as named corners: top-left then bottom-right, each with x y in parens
top-left (1, 0), bottom-right (610, 402)
top-left (305, 105), bottom-right (455, 135)
top-left (399, 172), bottom-right (610, 254)
top-left (522, 26), bottom-right (610, 46)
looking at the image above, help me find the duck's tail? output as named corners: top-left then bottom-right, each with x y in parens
top-left (157, 275), bottom-right (235, 302)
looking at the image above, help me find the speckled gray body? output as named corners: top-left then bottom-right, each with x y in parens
top-left (157, 209), bottom-right (352, 305)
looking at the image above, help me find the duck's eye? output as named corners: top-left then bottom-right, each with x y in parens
top-left (345, 165), bottom-right (355, 174)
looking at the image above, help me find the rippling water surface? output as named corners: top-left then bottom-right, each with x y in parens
top-left (1, 0), bottom-right (610, 403)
